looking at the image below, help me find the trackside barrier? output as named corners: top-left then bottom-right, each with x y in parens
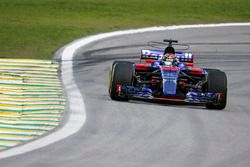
top-left (0, 59), bottom-right (65, 151)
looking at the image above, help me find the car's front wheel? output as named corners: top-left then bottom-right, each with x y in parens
top-left (205, 69), bottom-right (227, 110)
top-left (109, 61), bottom-right (134, 101)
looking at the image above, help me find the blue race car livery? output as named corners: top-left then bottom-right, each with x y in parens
top-left (109, 39), bottom-right (227, 109)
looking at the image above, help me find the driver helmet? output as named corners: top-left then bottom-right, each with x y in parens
top-left (164, 46), bottom-right (175, 55)
top-left (162, 46), bottom-right (176, 61)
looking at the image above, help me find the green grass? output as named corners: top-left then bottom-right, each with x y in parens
top-left (0, 0), bottom-right (250, 59)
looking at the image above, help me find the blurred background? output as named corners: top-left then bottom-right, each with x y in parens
top-left (0, 0), bottom-right (249, 59)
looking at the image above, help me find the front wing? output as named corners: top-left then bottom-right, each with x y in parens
top-left (116, 84), bottom-right (222, 105)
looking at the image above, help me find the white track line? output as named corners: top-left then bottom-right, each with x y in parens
top-left (0, 23), bottom-right (249, 159)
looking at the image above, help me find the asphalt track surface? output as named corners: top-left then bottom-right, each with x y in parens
top-left (0, 25), bottom-right (250, 167)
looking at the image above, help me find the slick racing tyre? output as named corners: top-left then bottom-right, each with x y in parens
top-left (205, 69), bottom-right (227, 110)
top-left (109, 61), bottom-right (134, 101)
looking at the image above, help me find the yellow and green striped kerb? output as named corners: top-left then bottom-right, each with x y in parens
top-left (0, 59), bottom-right (65, 151)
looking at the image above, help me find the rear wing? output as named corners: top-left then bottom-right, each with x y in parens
top-left (141, 49), bottom-right (194, 67)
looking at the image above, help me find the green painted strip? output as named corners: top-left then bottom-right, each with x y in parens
top-left (0, 79), bottom-right (60, 85)
top-left (0, 119), bottom-right (59, 126)
top-left (21, 90), bottom-right (63, 93)
top-left (0, 136), bottom-right (34, 141)
top-left (0, 98), bottom-right (63, 102)
top-left (0, 63), bottom-right (58, 68)
top-left (23, 110), bottom-right (63, 113)
top-left (0, 115), bottom-right (60, 120)
top-left (0, 124), bottom-right (53, 131)
top-left (0, 107), bottom-right (64, 112)
top-left (19, 120), bottom-right (59, 123)
top-left (22, 115), bottom-right (61, 119)
top-left (0, 120), bottom-right (59, 126)
top-left (0, 67), bottom-right (58, 73)
top-left (23, 112), bottom-right (62, 115)
top-left (0, 109), bottom-right (64, 114)
top-left (0, 59), bottom-right (58, 64)
top-left (0, 85), bottom-right (61, 89)
top-left (0, 133), bottom-right (38, 138)
top-left (1, 90), bottom-right (62, 96)
top-left (0, 88), bottom-right (62, 91)
top-left (0, 73), bottom-right (59, 79)
top-left (0, 102), bottom-right (65, 106)
top-left (23, 113), bottom-right (61, 116)
top-left (0, 90), bottom-right (63, 95)
top-left (0, 91), bottom-right (63, 95)
top-left (19, 117), bottom-right (59, 120)
top-left (28, 78), bottom-right (60, 82)
top-left (0, 93), bottom-right (64, 98)
top-left (0, 81), bottom-right (61, 86)
top-left (0, 93), bottom-right (62, 97)
top-left (20, 116), bottom-right (59, 120)
top-left (0, 138), bottom-right (25, 142)
top-left (0, 81), bottom-right (61, 87)
top-left (17, 112), bottom-right (61, 116)
top-left (0, 131), bottom-right (45, 136)
top-left (0, 70), bottom-right (57, 75)
top-left (21, 111), bottom-right (63, 115)
top-left (0, 98), bottom-right (64, 102)
top-left (0, 83), bottom-right (61, 87)
top-left (21, 80), bottom-right (60, 84)
top-left (0, 97), bottom-right (65, 102)
top-left (3, 94), bottom-right (63, 99)
top-left (0, 114), bottom-right (62, 120)
top-left (0, 121), bottom-right (56, 127)
top-left (0, 103), bottom-right (64, 107)
top-left (0, 111), bottom-right (63, 115)
top-left (0, 133), bottom-right (39, 137)
top-left (0, 66), bottom-right (57, 72)
top-left (0, 104), bottom-right (64, 108)
top-left (0, 115), bottom-right (21, 119)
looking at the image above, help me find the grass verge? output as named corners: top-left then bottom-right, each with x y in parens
top-left (0, 0), bottom-right (250, 59)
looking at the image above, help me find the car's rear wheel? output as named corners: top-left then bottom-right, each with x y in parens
top-left (109, 61), bottom-right (134, 101)
top-left (205, 69), bottom-right (227, 110)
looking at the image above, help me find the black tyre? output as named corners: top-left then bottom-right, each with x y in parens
top-left (109, 61), bottom-right (134, 101)
top-left (205, 69), bottom-right (227, 110)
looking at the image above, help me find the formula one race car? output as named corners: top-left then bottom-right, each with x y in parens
top-left (109, 39), bottom-right (227, 109)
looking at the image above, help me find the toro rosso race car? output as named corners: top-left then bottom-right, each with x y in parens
top-left (109, 39), bottom-right (227, 109)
